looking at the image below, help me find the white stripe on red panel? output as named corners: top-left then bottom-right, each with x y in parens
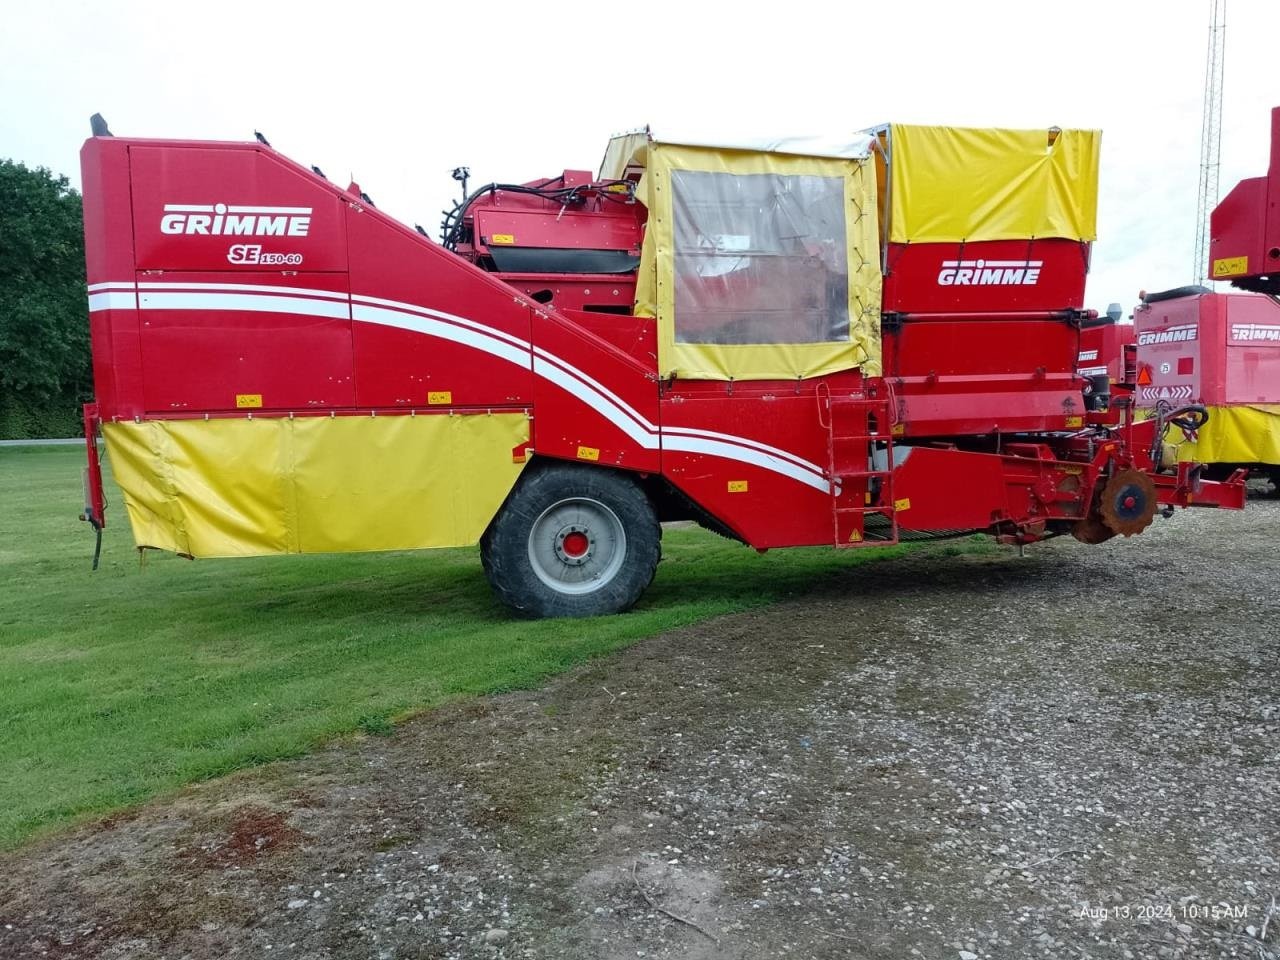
top-left (87, 282), bottom-right (833, 493)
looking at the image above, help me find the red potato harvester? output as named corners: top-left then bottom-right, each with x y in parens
top-left (77, 116), bottom-right (1245, 617)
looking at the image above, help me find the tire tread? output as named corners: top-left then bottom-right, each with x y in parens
top-left (480, 462), bottom-right (661, 618)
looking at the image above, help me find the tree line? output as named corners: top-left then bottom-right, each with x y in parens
top-left (0, 159), bottom-right (91, 439)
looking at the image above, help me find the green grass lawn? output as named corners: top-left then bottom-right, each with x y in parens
top-left (0, 445), bottom-right (919, 850)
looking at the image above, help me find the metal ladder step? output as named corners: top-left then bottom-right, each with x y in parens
top-left (824, 394), bottom-right (899, 548)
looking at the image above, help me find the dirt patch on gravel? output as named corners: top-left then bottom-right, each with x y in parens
top-left (187, 804), bottom-right (304, 869)
top-left (2, 491), bottom-right (1278, 960)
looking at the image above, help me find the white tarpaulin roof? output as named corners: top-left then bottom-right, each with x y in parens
top-left (599, 126), bottom-right (874, 179)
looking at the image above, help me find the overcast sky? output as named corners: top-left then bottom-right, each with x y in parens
top-left (3, 0), bottom-right (1277, 313)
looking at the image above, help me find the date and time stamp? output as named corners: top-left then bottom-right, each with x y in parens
top-left (1077, 902), bottom-right (1252, 922)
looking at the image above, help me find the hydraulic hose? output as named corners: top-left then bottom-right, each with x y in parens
top-left (1150, 402), bottom-right (1210, 466)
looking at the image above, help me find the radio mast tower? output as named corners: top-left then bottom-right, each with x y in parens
top-left (1194, 0), bottom-right (1227, 285)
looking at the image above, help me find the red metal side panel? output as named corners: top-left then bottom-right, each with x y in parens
top-left (474, 208), bottom-right (641, 253)
top-left (1223, 293), bottom-right (1280, 404)
top-left (345, 208), bottom-right (534, 409)
top-left (553, 309), bottom-right (654, 360)
top-left (1134, 295), bottom-right (1212, 406)
top-left (887, 319), bottom-right (1078, 376)
top-left (1077, 323), bottom-right (1135, 384)
top-left (88, 141), bottom-right (362, 415)
top-left (1137, 292), bottom-right (1280, 408)
top-left (892, 446), bottom-right (1010, 531)
top-left (128, 144), bottom-right (348, 274)
top-left (658, 385), bottom-right (837, 548)
top-left (882, 239), bottom-right (1089, 313)
top-left (135, 272), bottom-right (356, 413)
top-left (81, 140), bottom-right (137, 285)
top-left (880, 237), bottom-right (1087, 435)
top-left (498, 276), bottom-right (638, 316)
top-left (527, 311), bottom-right (660, 472)
top-left (885, 320), bottom-right (1082, 435)
top-left (1209, 106), bottom-right (1280, 283)
top-left (81, 138), bottom-right (143, 419)
top-left (892, 380), bottom-right (1082, 437)
top-left (1210, 178), bottom-right (1268, 278)
top-left (1268, 106), bottom-right (1280, 267)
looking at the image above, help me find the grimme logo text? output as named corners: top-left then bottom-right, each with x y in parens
top-left (937, 259), bottom-right (1043, 286)
top-left (1137, 325), bottom-right (1198, 346)
top-left (1231, 323), bottom-right (1280, 343)
top-left (160, 203), bottom-right (312, 237)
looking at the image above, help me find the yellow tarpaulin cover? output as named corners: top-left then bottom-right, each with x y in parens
top-left (103, 413), bottom-right (529, 557)
top-left (883, 125), bottom-right (1100, 243)
top-left (1166, 404), bottom-right (1280, 466)
top-left (632, 142), bottom-right (881, 381)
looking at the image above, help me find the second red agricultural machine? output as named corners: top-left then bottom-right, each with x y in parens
top-left (78, 117), bottom-right (1246, 616)
top-left (1078, 106), bottom-right (1280, 488)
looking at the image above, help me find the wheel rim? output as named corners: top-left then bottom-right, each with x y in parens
top-left (527, 497), bottom-right (628, 596)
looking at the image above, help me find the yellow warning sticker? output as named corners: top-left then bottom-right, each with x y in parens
top-left (577, 445), bottom-right (600, 461)
top-left (235, 393), bottom-right (262, 409)
top-left (894, 497), bottom-right (911, 512)
top-left (891, 423), bottom-right (905, 436)
top-left (1212, 255), bottom-right (1248, 278)
top-left (848, 528), bottom-right (862, 542)
top-left (727, 480), bottom-right (749, 493)
top-left (427, 391), bottom-right (453, 405)
top-left (490, 234), bottom-right (516, 245)
top-left (1065, 415), bottom-right (1084, 428)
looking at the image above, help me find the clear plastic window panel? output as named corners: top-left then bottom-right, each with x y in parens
top-left (671, 170), bottom-right (850, 345)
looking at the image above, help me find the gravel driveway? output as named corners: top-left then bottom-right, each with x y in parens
top-left (2, 490), bottom-right (1277, 960)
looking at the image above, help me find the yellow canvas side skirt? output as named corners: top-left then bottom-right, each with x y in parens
top-left (1165, 404), bottom-right (1280, 466)
top-left (102, 412), bottom-right (531, 557)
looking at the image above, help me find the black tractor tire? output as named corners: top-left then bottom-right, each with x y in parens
top-left (480, 462), bottom-right (661, 618)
